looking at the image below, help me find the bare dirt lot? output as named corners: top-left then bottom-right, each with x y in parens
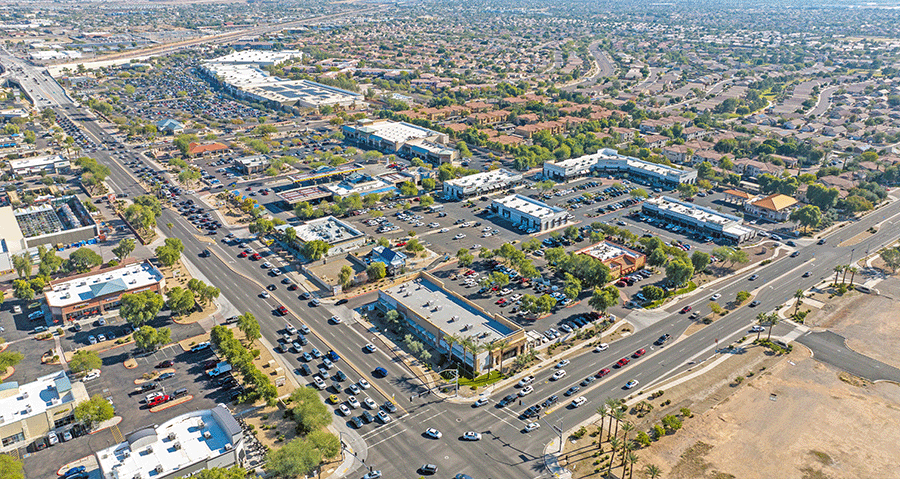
top-left (636, 353), bottom-right (900, 479)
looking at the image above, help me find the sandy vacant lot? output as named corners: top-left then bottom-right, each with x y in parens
top-left (638, 353), bottom-right (900, 479)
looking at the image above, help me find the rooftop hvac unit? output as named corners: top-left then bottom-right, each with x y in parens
top-left (146, 446), bottom-right (153, 453)
top-left (155, 465), bottom-right (163, 474)
top-left (225, 443), bottom-right (233, 450)
top-left (122, 450), bottom-right (130, 458)
top-left (203, 431), bottom-right (212, 439)
top-left (167, 432), bottom-right (176, 441)
top-left (173, 442), bottom-right (181, 450)
top-left (198, 420), bottom-right (206, 429)
top-left (21, 392), bottom-right (29, 398)
top-left (133, 475), bottom-right (142, 479)
top-left (25, 405), bottom-right (32, 413)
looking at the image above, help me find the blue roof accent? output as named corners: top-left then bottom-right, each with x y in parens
top-left (54, 375), bottom-right (72, 393)
top-left (89, 278), bottom-right (128, 298)
top-left (0, 382), bottom-right (18, 393)
top-left (372, 246), bottom-right (407, 266)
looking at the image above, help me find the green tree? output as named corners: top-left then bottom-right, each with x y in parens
top-left (735, 290), bottom-right (751, 304)
top-left (563, 273), bottom-right (582, 300)
top-left (68, 247), bottom-right (102, 272)
top-left (880, 247), bottom-right (900, 273)
top-left (112, 238), bottom-right (135, 262)
top-left (237, 312), bottom-right (261, 346)
top-left (187, 466), bottom-right (249, 479)
top-left (399, 181), bottom-right (418, 196)
top-left (589, 285), bottom-right (620, 313)
top-left (68, 350), bottom-right (101, 374)
top-left (12, 253), bottom-right (32, 279)
top-left (339, 265), bottom-right (354, 288)
top-left (133, 325), bottom-right (171, 351)
top-left (166, 287), bottom-right (195, 316)
top-left (301, 240), bottom-right (331, 261)
top-left (289, 387), bottom-right (333, 434)
top-left (155, 244), bottom-right (182, 268)
top-left (790, 204), bottom-right (822, 232)
top-left (0, 350), bottom-right (24, 372)
top-left (120, 291), bottom-right (164, 327)
top-left (665, 257), bottom-right (694, 287)
top-left (367, 261), bottom-right (387, 281)
top-left (307, 429), bottom-right (341, 458)
top-left (641, 285), bottom-right (665, 301)
top-left (648, 248), bottom-right (668, 267)
top-left (12, 279), bottom-right (34, 301)
top-left (422, 178), bottom-right (436, 191)
top-left (690, 251), bottom-right (710, 273)
top-left (0, 455), bottom-right (24, 479)
top-left (73, 394), bottom-right (114, 429)
top-left (419, 194), bottom-right (435, 208)
top-left (265, 437), bottom-right (323, 479)
top-left (676, 183), bottom-right (698, 198)
top-left (806, 183), bottom-right (840, 210)
top-left (249, 218), bottom-right (275, 235)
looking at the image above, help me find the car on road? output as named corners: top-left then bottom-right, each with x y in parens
top-left (749, 300), bottom-right (760, 307)
top-left (260, 291), bottom-right (270, 298)
top-left (425, 427), bottom-right (443, 439)
top-left (749, 274), bottom-right (758, 280)
top-left (633, 348), bottom-right (646, 358)
top-left (517, 375), bottom-right (535, 387)
top-left (655, 334), bottom-right (671, 346)
top-left (462, 431), bottom-right (482, 441)
top-left (803, 271), bottom-right (811, 277)
top-left (711, 293), bottom-right (721, 300)
top-left (555, 359), bottom-right (570, 368)
top-left (593, 343), bottom-right (609, 352)
top-left (616, 358), bottom-right (630, 368)
top-left (790, 251), bottom-right (800, 258)
top-left (680, 305), bottom-right (692, 314)
top-left (524, 422), bottom-right (540, 432)
top-left (541, 395), bottom-right (559, 408)
top-left (364, 343), bottom-right (377, 353)
top-left (499, 394), bottom-right (517, 407)
top-left (330, 316), bottom-right (342, 324)
top-left (818, 239), bottom-right (826, 245)
top-left (580, 376), bottom-right (596, 387)
top-left (518, 385), bottom-right (534, 396)
top-left (374, 367), bottom-right (388, 378)
top-left (474, 397), bottom-right (489, 407)
top-left (750, 325), bottom-right (765, 333)
top-left (571, 396), bottom-right (587, 408)
top-left (377, 410), bottom-right (392, 423)
top-left (596, 368), bottom-right (611, 378)
top-left (564, 385), bottom-right (580, 396)
top-left (63, 466), bottom-right (87, 478)
top-left (362, 471), bottom-right (382, 479)
top-left (624, 380), bottom-right (639, 389)
top-left (551, 370), bottom-right (567, 381)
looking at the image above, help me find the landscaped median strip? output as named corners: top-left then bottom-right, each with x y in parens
top-left (149, 394), bottom-right (193, 413)
top-left (207, 246), bottom-right (406, 415)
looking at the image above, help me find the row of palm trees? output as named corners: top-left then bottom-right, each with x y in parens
top-left (591, 398), bottom-right (662, 479)
top-left (832, 264), bottom-right (859, 287)
top-left (442, 333), bottom-right (512, 376)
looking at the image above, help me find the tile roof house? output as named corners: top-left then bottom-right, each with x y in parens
top-left (733, 158), bottom-right (785, 178)
top-left (642, 134), bottom-right (669, 149)
top-left (188, 142), bottom-right (228, 156)
top-left (744, 193), bottom-right (798, 221)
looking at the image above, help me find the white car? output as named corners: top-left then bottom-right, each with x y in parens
top-left (750, 325), bottom-right (765, 333)
top-left (262, 262), bottom-right (273, 268)
top-left (593, 343), bottom-right (609, 352)
top-left (425, 427), bottom-right (442, 439)
top-left (261, 291), bottom-right (270, 298)
top-left (428, 222), bottom-right (439, 228)
top-left (339, 404), bottom-right (351, 416)
top-left (364, 397), bottom-right (378, 409)
top-left (551, 370), bottom-right (567, 381)
top-left (270, 268), bottom-right (282, 275)
top-left (358, 378), bottom-right (371, 389)
top-left (571, 396), bottom-right (587, 408)
top-left (440, 228), bottom-right (449, 233)
top-left (347, 396), bottom-right (360, 409)
top-left (462, 431), bottom-right (482, 441)
top-left (330, 316), bottom-right (342, 324)
top-left (525, 422), bottom-right (540, 432)
top-left (364, 343), bottom-right (377, 353)
top-left (510, 294), bottom-right (522, 301)
top-left (518, 385), bottom-right (534, 397)
top-left (517, 375), bottom-right (534, 387)
top-left (474, 397), bottom-right (490, 407)
top-left (556, 359), bottom-right (570, 369)
top-left (83, 371), bottom-right (100, 382)
top-left (454, 234), bottom-right (466, 239)
top-left (711, 293), bottom-right (722, 300)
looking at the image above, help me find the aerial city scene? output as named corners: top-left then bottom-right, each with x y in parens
top-left (0, 0), bottom-right (899, 478)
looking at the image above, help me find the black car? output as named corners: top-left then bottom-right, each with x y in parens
top-left (564, 386), bottom-right (580, 396)
top-left (172, 388), bottom-right (189, 398)
top-left (350, 416), bottom-right (363, 428)
top-left (498, 394), bottom-right (517, 407)
top-left (524, 404), bottom-right (542, 417)
top-left (335, 298), bottom-right (348, 305)
top-left (654, 334), bottom-right (671, 346)
top-left (361, 410), bottom-right (374, 423)
top-left (333, 370), bottom-right (347, 382)
top-left (140, 382), bottom-right (159, 392)
top-left (158, 372), bottom-right (175, 381)
top-left (541, 395), bottom-right (559, 408)
top-left (300, 364), bottom-right (312, 376)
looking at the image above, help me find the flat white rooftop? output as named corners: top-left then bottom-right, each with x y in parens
top-left (46, 262), bottom-right (163, 308)
top-left (493, 194), bottom-right (565, 219)
top-left (647, 196), bottom-right (740, 226)
top-left (445, 169), bottom-right (523, 190)
top-left (294, 216), bottom-right (364, 245)
top-left (578, 241), bottom-right (641, 262)
top-left (8, 154), bottom-right (68, 170)
top-left (204, 50), bottom-right (303, 66)
top-left (0, 370), bottom-right (79, 426)
top-left (357, 120), bottom-right (440, 145)
top-left (96, 406), bottom-right (241, 479)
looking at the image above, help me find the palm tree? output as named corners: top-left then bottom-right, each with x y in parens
top-left (604, 398), bottom-right (619, 441)
top-left (755, 312), bottom-right (768, 341)
top-left (833, 265), bottom-right (843, 286)
top-left (493, 339), bottom-right (510, 374)
top-left (443, 334), bottom-right (458, 364)
top-left (645, 464), bottom-right (662, 479)
top-left (848, 266), bottom-right (858, 286)
top-left (611, 408), bottom-right (626, 442)
top-left (606, 437), bottom-right (621, 478)
top-left (621, 441), bottom-right (634, 479)
top-left (793, 289), bottom-right (804, 315)
top-left (596, 404), bottom-right (608, 452)
top-left (621, 422), bottom-right (635, 445)
top-left (627, 452), bottom-right (639, 479)
top-left (767, 313), bottom-right (780, 341)
top-left (841, 264), bottom-right (850, 284)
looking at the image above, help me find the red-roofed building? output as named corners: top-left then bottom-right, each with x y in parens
top-left (188, 142), bottom-right (228, 156)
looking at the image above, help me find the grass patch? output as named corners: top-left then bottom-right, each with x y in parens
top-left (809, 450), bottom-right (834, 466)
top-left (458, 370), bottom-right (503, 389)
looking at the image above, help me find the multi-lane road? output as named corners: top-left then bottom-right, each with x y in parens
top-left (11, 53), bottom-right (900, 476)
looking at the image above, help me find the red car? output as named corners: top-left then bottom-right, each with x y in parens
top-left (596, 368), bottom-right (610, 378)
top-left (202, 359), bottom-right (218, 369)
top-left (496, 298), bottom-right (507, 305)
top-left (680, 306), bottom-right (692, 314)
top-left (395, 241), bottom-right (407, 247)
top-left (633, 348), bottom-right (646, 358)
top-left (238, 251), bottom-right (248, 258)
top-left (276, 306), bottom-right (288, 316)
top-left (148, 395), bottom-right (170, 407)
top-left (250, 253), bottom-right (261, 260)
top-left (288, 284), bottom-right (298, 291)
top-left (616, 358), bottom-right (630, 368)
top-left (156, 360), bottom-right (174, 368)
top-left (615, 281), bottom-right (627, 287)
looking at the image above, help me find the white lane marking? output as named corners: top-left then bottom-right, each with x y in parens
top-left (367, 428), bottom-right (409, 448)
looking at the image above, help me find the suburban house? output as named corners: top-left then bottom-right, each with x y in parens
top-left (733, 158), bottom-right (785, 178)
top-left (743, 193), bottom-right (798, 222)
top-left (368, 246), bottom-right (408, 275)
